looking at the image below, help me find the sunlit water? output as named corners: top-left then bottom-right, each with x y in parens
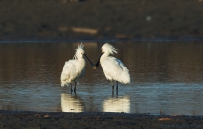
top-left (0, 41), bottom-right (203, 115)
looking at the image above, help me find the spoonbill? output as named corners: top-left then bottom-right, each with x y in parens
top-left (60, 43), bottom-right (94, 93)
top-left (94, 43), bottom-right (130, 92)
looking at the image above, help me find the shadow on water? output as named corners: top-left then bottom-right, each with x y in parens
top-left (0, 41), bottom-right (203, 115)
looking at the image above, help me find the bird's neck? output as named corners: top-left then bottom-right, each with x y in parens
top-left (77, 58), bottom-right (86, 69)
top-left (100, 52), bottom-right (109, 63)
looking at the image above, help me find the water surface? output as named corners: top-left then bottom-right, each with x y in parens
top-left (0, 41), bottom-right (203, 115)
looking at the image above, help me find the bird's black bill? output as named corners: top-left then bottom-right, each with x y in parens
top-left (94, 54), bottom-right (102, 69)
top-left (83, 54), bottom-right (95, 68)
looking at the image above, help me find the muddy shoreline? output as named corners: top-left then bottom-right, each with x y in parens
top-left (0, 110), bottom-right (203, 129)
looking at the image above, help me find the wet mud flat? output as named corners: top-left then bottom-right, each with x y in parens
top-left (0, 110), bottom-right (203, 129)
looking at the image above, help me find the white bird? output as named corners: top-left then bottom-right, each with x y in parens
top-left (60, 43), bottom-right (94, 93)
top-left (94, 43), bottom-right (130, 92)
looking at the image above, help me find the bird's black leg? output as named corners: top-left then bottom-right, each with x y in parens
top-left (74, 82), bottom-right (77, 94)
top-left (116, 81), bottom-right (118, 96)
top-left (111, 81), bottom-right (114, 90)
top-left (111, 81), bottom-right (114, 97)
top-left (71, 83), bottom-right (73, 93)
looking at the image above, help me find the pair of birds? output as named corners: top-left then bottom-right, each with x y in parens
top-left (60, 43), bottom-right (131, 93)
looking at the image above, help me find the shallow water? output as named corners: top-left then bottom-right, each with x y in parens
top-left (0, 41), bottom-right (203, 115)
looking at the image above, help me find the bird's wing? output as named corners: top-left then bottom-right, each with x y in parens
top-left (101, 57), bottom-right (122, 78)
top-left (60, 60), bottom-right (78, 83)
top-left (102, 56), bottom-right (130, 83)
top-left (115, 58), bottom-right (125, 69)
top-left (104, 57), bottom-right (125, 71)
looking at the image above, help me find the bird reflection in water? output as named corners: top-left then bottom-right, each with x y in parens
top-left (103, 95), bottom-right (130, 113)
top-left (61, 93), bottom-right (85, 112)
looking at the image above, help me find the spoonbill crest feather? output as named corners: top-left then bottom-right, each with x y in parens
top-left (102, 43), bottom-right (118, 55)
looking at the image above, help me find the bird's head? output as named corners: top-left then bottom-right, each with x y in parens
top-left (74, 43), bottom-right (95, 68)
top-left (93, 43), bottom-right (117, 70)
top-left (101, 43), bottom-right (117, 55)
top-left (77, 48), bottom-right (85, 59)
top-left (74, 43), bottom-right (85, 59)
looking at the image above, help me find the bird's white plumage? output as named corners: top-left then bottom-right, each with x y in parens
top-left (60, 43), bottom-right (86, 87)
top-left (100, 43), bottom-right (130, 84)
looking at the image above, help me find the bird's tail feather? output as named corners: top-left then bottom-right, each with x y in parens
top-left (119, 68), bottom-right (130, 84)
top-left (61, 81), bottom-right (70, 87)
